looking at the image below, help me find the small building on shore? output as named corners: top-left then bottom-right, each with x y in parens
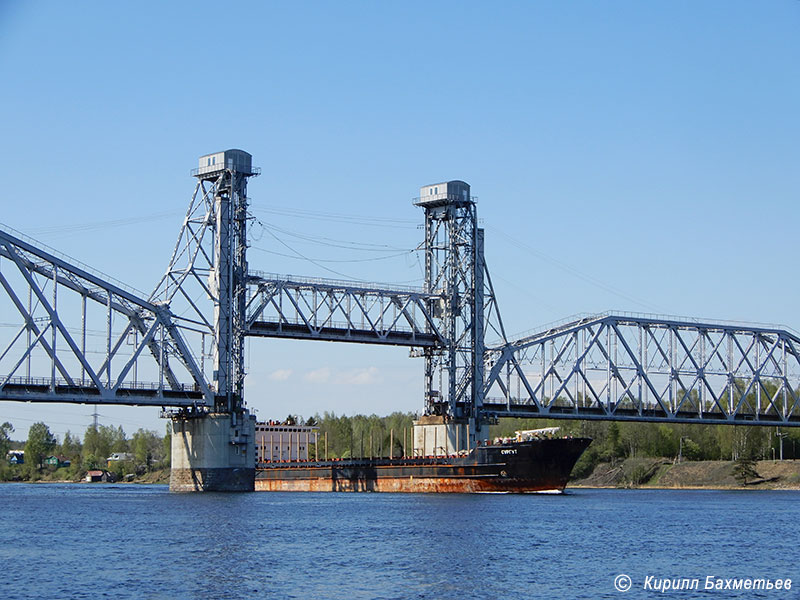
top-left (43, 455), bottom-right (71, 468)
top-left (106, 452), bottom-right (134, 467)
top-left (85, 470), bottom-right (116, 483)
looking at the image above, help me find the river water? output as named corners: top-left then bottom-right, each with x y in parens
top-left (0, 484), bottom-right (797, 599)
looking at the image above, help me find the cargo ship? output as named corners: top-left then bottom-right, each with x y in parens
top-left (254, 419), bottom-right (591, 493)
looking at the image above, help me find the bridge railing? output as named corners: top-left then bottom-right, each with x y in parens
top-left (248, 271), bottom-right (431, 295)
top-left (496, 311), bottom-right (800, 350)
top-left (0, 375), bottom-right (204, 406)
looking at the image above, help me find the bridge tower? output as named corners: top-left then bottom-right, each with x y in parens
top-left (160, 150), bottom-right (259, 491)
top-left (199, 149), bottom-right (252, 412)
top-left (413, 181), bottom-right (488, 452)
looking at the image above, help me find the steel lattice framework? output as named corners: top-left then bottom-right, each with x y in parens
top-left (246, 272), bottom-right (446, 347)
top-left (412, 184), bottom-right (507, 443)
top-left (415, 185), bottom-right (479, 423)
top-left (0, 227), bottom-right (209, 406)
top-left (483, 313), bottom-right (800, 426)
top-left (3, 153), bottom-right (800, 430)
top-left (151, 154), bottom-right (258, 411)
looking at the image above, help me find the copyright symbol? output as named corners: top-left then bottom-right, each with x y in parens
top-left (614, 574), bottom-right (632, 592)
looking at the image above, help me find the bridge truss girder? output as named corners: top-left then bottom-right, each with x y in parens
top-left (0, 227), bottom-right (210, 406)
top-left (245, 273), bottom-right (446, 347)
top-left (483, 314), bottom-right (800, 426)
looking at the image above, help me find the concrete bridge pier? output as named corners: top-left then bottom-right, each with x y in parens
top-left (169, 409), bottom-right (255, 492)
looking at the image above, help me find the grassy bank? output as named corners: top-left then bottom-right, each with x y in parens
top-left (1, 467), bottom-right (170, 485)
top-left (569, 458), bottom-right (800, 490)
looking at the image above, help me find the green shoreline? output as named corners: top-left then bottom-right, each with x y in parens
top-left (0, 468), bottom-right (170, 485)
top-left (569, 458), bottom-right (800, 491)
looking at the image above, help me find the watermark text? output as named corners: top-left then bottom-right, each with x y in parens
top-left (614, 574), bottom-right (792, 593)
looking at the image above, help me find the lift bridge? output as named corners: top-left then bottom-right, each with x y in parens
top-left (1, 149), bottom-right (799, 490)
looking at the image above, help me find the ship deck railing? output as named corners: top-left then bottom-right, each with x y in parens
top-left (256, 455), bottom-right (469, 468)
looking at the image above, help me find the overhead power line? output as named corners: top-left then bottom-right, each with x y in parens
top-left (251, 204), bottom-right (419, 229)
top-left (486, 225), bottom-right (664, 313)
top-left (250, 246), bottom-right (414, 264)
top-left (28, 210), bottom-right (183, 237)
top-left (256, 222), bottom-right (411, 252)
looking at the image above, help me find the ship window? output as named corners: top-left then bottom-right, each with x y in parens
top-left (207, 158), bottom-right (211, 166)
top-left (212, 156), bottom-right (216, 165)
top-left (434, 187), bottom-right (438, 194)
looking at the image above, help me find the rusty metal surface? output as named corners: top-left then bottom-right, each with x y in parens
top-left (255, 476), bottom-right (568, 493)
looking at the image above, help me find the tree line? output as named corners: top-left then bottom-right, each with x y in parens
top-left (306, 411), bottom-right (417, 459)
top-left (3, 411), bottom-right (797, 482)
top-left (300, 412), bottom-right (800, 465)
top-left (0, 420), bottom-right (170, 482)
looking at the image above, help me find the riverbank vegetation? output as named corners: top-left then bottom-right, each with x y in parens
top-left (308, 412), bottom-right (417, 459)
top-left (0, 420), bottom-right (170, 483)
top-left (298, 413), bottom-right (800, 473)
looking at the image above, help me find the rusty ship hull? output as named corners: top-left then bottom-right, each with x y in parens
top-left (255, 437), bottom-right (591, 493)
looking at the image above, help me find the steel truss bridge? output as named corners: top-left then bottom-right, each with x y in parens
top-left (1, 151), bottom-right (799, 436)
top-left (483, 313), bottom-right (800, 426)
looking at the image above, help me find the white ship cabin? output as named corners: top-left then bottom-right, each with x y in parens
top-left (256, 422), bottom-right (319, 462)
top-left (195, 149), bottom-right (254, 177)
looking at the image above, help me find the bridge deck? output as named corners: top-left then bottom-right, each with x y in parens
top-left (248, 321), bottom-right (439, 346)
top-left (0, 380), bottom-right (204, 407)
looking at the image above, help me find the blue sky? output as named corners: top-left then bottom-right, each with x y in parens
top-left (1, 1), bottom-right (799, 440)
